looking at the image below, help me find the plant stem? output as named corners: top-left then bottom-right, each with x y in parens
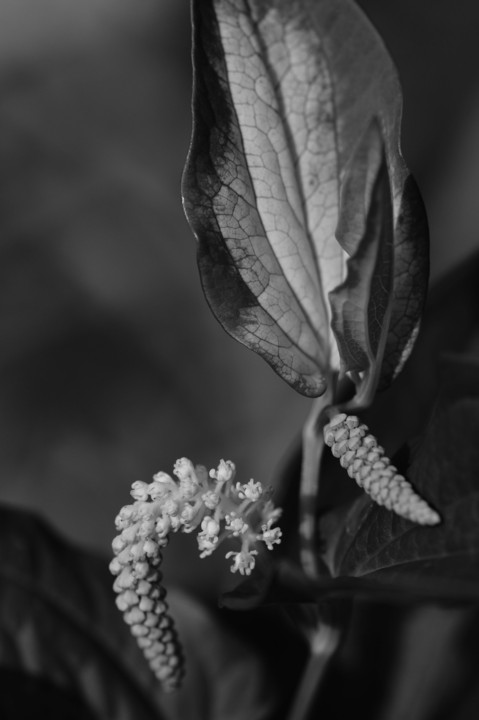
top-left (287, 618), bottom-right (341, 720)
top-left (299, 384), bottom-right (334, 579)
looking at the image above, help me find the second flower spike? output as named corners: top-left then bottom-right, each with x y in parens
top-left (323, 413), bottom-right (441, 526)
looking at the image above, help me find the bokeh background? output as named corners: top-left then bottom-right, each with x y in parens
top-left (0, 0), bottom-right (477, 596)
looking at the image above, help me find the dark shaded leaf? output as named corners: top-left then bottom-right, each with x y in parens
top-left (362, 248), bottom-right (479, 452)
top-left (0, 505), bottom-right (276, 720)
top-left (378, 174), bottom-right (429, 389)
top-left (0, 670), bottom-right (98, 720)
top-left (330, 125), bottom-right (394, 402)
top-left (0, 668), bottom-right (99, 720)
top-left (183, 0), bottom-right (428, 398)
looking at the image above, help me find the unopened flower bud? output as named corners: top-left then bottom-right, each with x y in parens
top-left (131, 481), bottom-right (150, 502)
top-left (324, 413), bottom-right (441, 525)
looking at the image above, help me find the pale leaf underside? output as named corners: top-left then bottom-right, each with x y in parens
top-left (183, 0), bottom-right (429, 398)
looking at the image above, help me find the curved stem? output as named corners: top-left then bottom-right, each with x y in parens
top-left (299, 382), bottom-right (334, 579)
top-left (287, 617), bottom-right (341, 720)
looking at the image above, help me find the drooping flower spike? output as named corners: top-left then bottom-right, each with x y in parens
top-left (323, 413), bottom-right (441, 526)
top-left (110, 458), bottom-right (282, 690)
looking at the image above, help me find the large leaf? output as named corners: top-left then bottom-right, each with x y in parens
top-left (182, 0), bottom-right (428, 398)
top-left (0, 505), bottom-right (275, 720)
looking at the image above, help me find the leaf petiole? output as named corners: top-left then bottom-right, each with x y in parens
top-left (299, 379), bottom-right (336, 579)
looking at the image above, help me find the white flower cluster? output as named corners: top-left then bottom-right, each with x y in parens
top-left (110, 458), bottom-right (282, 690)
top-left (323, 413), bottom-right (441, 526)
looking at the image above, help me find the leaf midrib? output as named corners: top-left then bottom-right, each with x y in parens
top-left (228, 0), bottom-right (335, 350)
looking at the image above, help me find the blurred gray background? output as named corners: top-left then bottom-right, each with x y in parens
top-left (0, 0), bottom-right (477, 593)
